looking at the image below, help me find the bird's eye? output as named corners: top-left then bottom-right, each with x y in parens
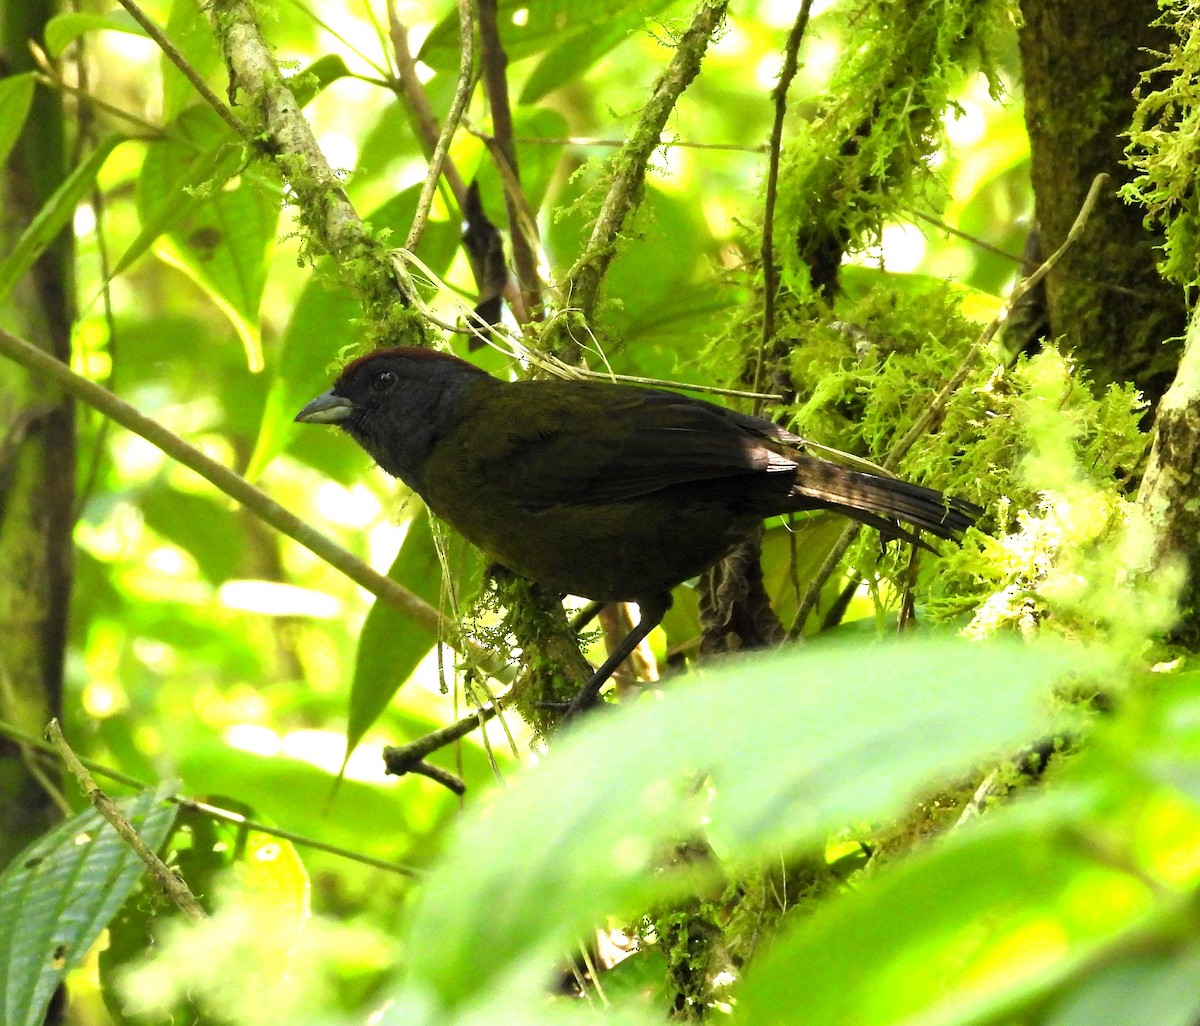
top-left (369, 369), bottom-right (398, 394)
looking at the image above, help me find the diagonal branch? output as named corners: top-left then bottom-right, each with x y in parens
top-left (0, 326), bottom-right (511, 683)
top-left (562, 0), bottom-right (730, 333)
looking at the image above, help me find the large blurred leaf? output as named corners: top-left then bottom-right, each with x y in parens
top-left (731, 800), bottom-right (1131, 1026)
top-left (421, 0), bottom-right (670, 75)
top-left (346, 505), bottom-right (483, 759)
top-left (520, 8), bottom-right (672, 105)
top-left (0, 784), bottom-right (177, 1026)
top-left (395, 635), bottom-right (1068, 1019)
top-left (140, 480), bottom-right (245, 585)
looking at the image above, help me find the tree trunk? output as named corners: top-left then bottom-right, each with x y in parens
top-left (0, 0), bottom-right (75, 872)
top-left (1018, 0), bottom-right (1185, 408)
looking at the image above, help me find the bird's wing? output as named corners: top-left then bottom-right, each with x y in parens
top-left (456, 383), bottom-right (794, 509)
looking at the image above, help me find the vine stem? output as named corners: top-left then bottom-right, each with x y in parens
top-left (754, 0), bottom-right (815, 409)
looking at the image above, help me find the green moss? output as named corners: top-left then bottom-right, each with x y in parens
top-left (1124, 1), bottom-right (1200, 285)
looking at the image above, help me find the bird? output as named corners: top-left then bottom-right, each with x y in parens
top-left (295, 346), bottom-right (979, 717)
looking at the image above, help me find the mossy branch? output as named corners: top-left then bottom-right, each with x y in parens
top-left (209, 0), bottom-right (419, 341)
top-left (560, 0), bottom-right (730, 337)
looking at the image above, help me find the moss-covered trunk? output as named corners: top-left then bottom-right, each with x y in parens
top-left (1018, 0), bottom-right (1185, 407)
top-left (0, 0), bottom-right (75, 871)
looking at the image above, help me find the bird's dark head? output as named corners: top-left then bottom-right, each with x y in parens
top-left (295, 347), bottom-right (489, 486)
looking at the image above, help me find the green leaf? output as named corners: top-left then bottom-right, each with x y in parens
top-left (43, 11), bottom-right (147, 57)
top-left (0, 133), bottom-right (125, 304)
top-left (130, 106), bottom-right (277, 370)
top-left (346, 506), bottom-right (483, 758)
top-left (289, 54), bottom-right (353, 108)
top-left (1046, 947), bottom-right (1200, 1026)
top-left (731, 792), bottom-right (1152, 1026)
top-left (520, 9), bottom-right (671, 104)
top-left (396, 635), bottom-right (1067, 1017)
top-left (114, 106), bottom-right (243, 285)
top-left (162, 0), bottom-right (224, 122)
top-left (0, 784), bottom-right (178, 1026)
top-left (420, 0), bottom-right (666, 71)
top-left (0, 72), bottom-right (36, 168)
top-left (139, 482), bottom-right (245, 585)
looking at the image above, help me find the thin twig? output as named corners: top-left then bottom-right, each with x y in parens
top-left (47, 719), bottom-right (207, 921)
top-left (0, 718), bottom-right (419, 876)
top-left (789, 173), bottom-right (1109, 634)
top-left (461, 126), bottom-right (767, 154)
top-left (114, 0), bottom-right (251, 142)
top-left (382, 699), bottom-right (504, 777)
top-left (476, 0), bottom-right (542, 316)
top-left (405, 0), bottom-right (474, 252)
top-left (563, 0), bottom-right (730, 331)
top-left (753, 0), bottom-right (814, 409)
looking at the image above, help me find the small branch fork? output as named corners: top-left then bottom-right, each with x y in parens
top-left (790, 173), bottom-right (1111, 634)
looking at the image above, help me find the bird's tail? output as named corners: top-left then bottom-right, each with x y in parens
top-left (787, 454), bottom-right (979, 547)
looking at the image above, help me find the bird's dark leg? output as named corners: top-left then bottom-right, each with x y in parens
top-left (563, 593), bottom-right (672, 720)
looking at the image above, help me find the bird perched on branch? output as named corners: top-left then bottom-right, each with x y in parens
top-left (296, 347), bottom-right (978, 717)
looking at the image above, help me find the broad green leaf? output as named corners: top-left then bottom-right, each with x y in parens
top-left (140, 481), bottom-right (245, 585)
top-left (289, 54), bottom-right (353, 108)
top-left (346, 505), bottom-right (483, 759)
top-left (150, 171), bottom-right (279, 372)
top-left (0, 133), bottom-right (125, 304)
top-left (44, 11), bottom-right (147, 57)
top-left (115, 106), bottom-right (243, 284)
top-left (396, 635), bottom-right (1067, 1017)
top-left (0, 72), bottom-right (35, 168)
top-left (243, 273), bottom-right (363, 481)
top-left (544, 181), bottom-right (732, 367)
top-left (131, 106), bottom-right (277, 370)
top-left (1046, 947), bottom-right (1200, 1026)
top-left (520, 9), bottom-right (672, 104)
top-left (0, 784), bottom-right (177, 1026)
